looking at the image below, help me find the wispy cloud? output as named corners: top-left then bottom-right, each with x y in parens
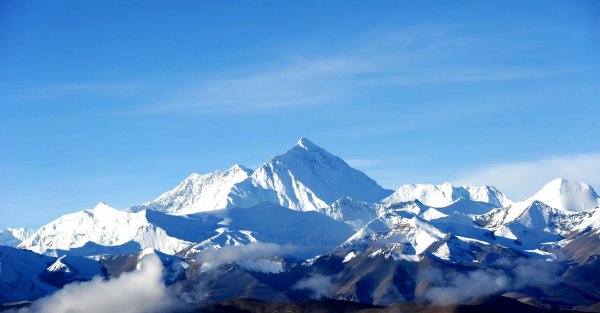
top-left (454, 153), bottom-right (600, 201)
top-left (126, 24), bottom-right (567, 115)
top-left (8, 81), bottom-right (142, 101)
top-left (195, 242), bottom-right (297, 271)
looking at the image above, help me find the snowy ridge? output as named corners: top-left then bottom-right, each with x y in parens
top-left (19, 203), bottom-right (193, 256)
top-left (381, 182), bottom-right (511, 208)
top-left (342, 205), bottom-right (447, 256)
top-left (129, 164), bottom-right (252, 215)
top-left (319, 197), bottom-right (378, 230)
top-left (0, 227), bottom-right (35, 247)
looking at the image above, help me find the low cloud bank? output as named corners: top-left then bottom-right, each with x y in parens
top-left (13, 254), bottom-right (182, 313)
top-left (422, 258), bottom-right (562, 305)
top-left (293, 274), bottom-right (333, 299)
top-left (195, 242), bottom-right (297, 271)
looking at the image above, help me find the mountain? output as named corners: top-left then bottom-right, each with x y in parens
top-left (0, 246), bottom-right (106, 302)
top-left (227, 138), bottom-right (393, 211)
top-left (0, 227), bottom-right (35, 247)
top-left (19, 201), bottom-right (353, 259)
top-left (527, 178), bottom-right (600, 212)
top-left (473, 179), bottom-right (600, 249)
top-left (381, 183), bottom-right (511, 208)
top-left (5, 138), bottom-right (600, 310)
top-left (19, 203), bottom-right (193, 256)
top-left (129, 164), bottom-right (253, 215)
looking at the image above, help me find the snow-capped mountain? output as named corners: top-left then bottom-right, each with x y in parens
top-left (527, 178), bottom-right (600, 212)
top-left (19, 201), bottom-right (354, 259)
top-left (381, 182), bottom-right (511, 208)
top-left (0, 227), bottom-right (35, 247)
top-left (471, 179), bottom-right (600, 250)
top-left (342, 207), bottom-right (446, 257)
top-left (227, 138), bottom-right (393, 211)
top-left (129, 164), bottom-right (253, 215)
top-left (319, 197), bottom-right (379, 230)
top-left (19, 203), bottom-right (194, 256)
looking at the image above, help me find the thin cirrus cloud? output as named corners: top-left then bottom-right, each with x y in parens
top-left (454, 153), bottom-right (600, 201)
top-left (8, 81), bottom-right (143, 101)
top-left (126, 25), bottom-right (566, 115)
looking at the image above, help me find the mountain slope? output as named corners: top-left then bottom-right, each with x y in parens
top-left (130, 164), bottom-right (253, 215)
top-left (0, 246), bottom-right (106, 302)
top-left (227, 138), bottom-right (393, 211)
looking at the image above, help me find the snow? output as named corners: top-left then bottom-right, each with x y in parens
top-left (19, 203), bottom-right (194, 256)
top-left (344, 210), bottom-right (447, 256)
top-left (236, 259), bottom-right (284, 273)
top-left (227, 138), bottom-right (392, 212)
top-left (421, 208), bottom-right (448, 221)
top-left (455, 236), bottom-right (490, 245)
top-left (343, 251), bottom-right (358, 263)
top-left (0, 227), bottom-right (35, 247)
top-left (432, 243), bottom-right (451, 260)
top-left (7, 139), bottom-right (600, 284)
top-left (130, 164), bottom-right (252, 215)
top-left (527, 178), bottom-right (600, 212)
top-left (381, 183), bottom-right (511, 208)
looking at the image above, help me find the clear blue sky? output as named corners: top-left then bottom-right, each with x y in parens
top-left (1, 1), bottom-right (599, 228)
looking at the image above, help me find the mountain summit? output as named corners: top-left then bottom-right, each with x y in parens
top-left (129, 138), bottom-right (392, 215)
top-left (527, 178), bottom-right (600, 212)
top-left (227, 138), bottom-right (394, 211)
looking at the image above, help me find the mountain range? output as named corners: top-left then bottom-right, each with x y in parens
top-left (1, 138), bottom-right (599, 312)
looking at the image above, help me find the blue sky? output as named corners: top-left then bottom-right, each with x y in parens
top-left (1, 1), bottom-right (599, 228)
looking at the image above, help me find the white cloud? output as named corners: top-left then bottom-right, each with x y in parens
top-left (454, 153), bottom-right (600, 201)
top-left (13, 254), bottom-right (181, 313)
top-left (126, 24), bottom-right (565, 115)
top-left (195, 242), bottom-right (297, 271)
top-left (422, 258), bottom-right (561, 305)
top-left (292, 274), bottom-right (333, 299)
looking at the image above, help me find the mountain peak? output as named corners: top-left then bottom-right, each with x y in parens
top-left (93, 202), bottom-right (112, 211)
top-left (228, 138), bottom-right (393, 211)
top-left (528, 178), bottom-right (599, 212)
top-left (295, 137), bottom-right (322, 151)
top-left (90, 202), bottom-right (120, 217)
top-left (226, 163), bottom-right (253, 174)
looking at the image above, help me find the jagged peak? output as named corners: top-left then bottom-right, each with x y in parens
top-left (92, 202), bottom-right (113, 211)
top-left (90, 202), bottom-right (121, 217)
top-left (186, 164), bottom-right (252, 180)
top-left (294, 137), bottom-right (324, 151)
top-left (229, 163), bottom-right (252, 173)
